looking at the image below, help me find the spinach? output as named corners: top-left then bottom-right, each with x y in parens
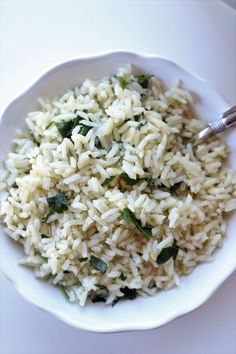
top-left (89, 284), bottom-right (109, 303)
top-left (101, 176), bottom-right (116, 187)
top-left (41, 234), bottom-right (50, 238)
top-left (156, 241), bottom-right (179, 265)
top-left (55, 115), bottom-right (92, 139)
top-left (112, 287), bottom-right (137, 306)
top-left (42, 191), bottom-right (71, 222)
top-left (90, 255), bottom-right (107, 273)
top-left (77, 256), bottom-right (88, 262)
top-left (120, 208), bottom-right (152, 241)
top-left (136, 75), bottom-right (152, 89)
top-left (57, 285), bottom-right (70, 300)
top-left (118, 77), bottom-right (126, 89)
top-left (119, 272), bottom-right (127, 281)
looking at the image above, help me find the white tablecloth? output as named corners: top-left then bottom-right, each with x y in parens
top-left (0, 1), bottom-right (235, 353)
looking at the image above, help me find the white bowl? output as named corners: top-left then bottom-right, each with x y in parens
top-left (0, 51), bottom-right (235, 333)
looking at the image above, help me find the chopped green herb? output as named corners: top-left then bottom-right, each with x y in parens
top-left (102, 176), bottom-right (116, 187)
top-left (111, 297), bottom-right (120, 306)
top-left (169, 182), bottom-right (182, 194)
top-left (42, 210), bottom-right (53, 223)
top-left (136, 74), bottom-right (152, 89)
top-left (156, 241), bottom-right (179, 265)
top-left (45, 121), bottom-right (55, 129)
top-left (89, 291), bottom-right (106, 303)
top-left (120, 173), bottom-right (154, 186)
top-left (55, 116), bottom-right (81, 139)
top-left (120, 208), bottom-right (152, 241)
top-left (35, 251), bottom-right (48, 261)
top-left (90, 255), bottom-right (107, 273)
top-left (119, 272), bottom-right (127, 281)
top-left (57, 285), bottom-right (70, 300)
top-left (118, 77), bottom-right (126, 89)
top-left (156, 181), bottom-right (182, 194)
top-left (89, 284), bottom-right (109, 303)
top-left (47, 191), bottom-right (70, 212)
top-left (138, 121), bottom-right (146, 130)
top-left (77, 256), bottom-right (88, 262)
top-left (41, 234), bottom-right (50, 238)
top-left (42, 191), bottom-right (71, 222)
top-left (112, 287), bottom-right (137, 306)
top-left (55, 115), bottom-right (92, 139)
top-left (148, 279), bottom-right (156, 289)
top-left (31, 134), bottom-right (40, 147)
top-left (97, 284), bottom-right (109, 291)
top-left (121, 287), bottom-right (137, 300)
top-left (95, 137), bottom-right (103, 149)
top-left (79, 125), bottom-right (92, 136)
top-left (120, 173), bottom-right (142, 186)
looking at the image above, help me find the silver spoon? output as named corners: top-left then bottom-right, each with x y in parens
top-left (194, 105), bottom-right (236, 144)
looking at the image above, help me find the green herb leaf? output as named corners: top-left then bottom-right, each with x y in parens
top-left (79, 125), bottom-right (92, 136)
top-left (45, 121), bottom-right (55, 129)
top-left (120, 208), bottom-right (152, 241)
top-left (31, 134), bottom-right (40, 147)
top-left (35, 251), bottom-right (48, 261)
top-left (112, 287), bottom-right (137, 306)
top-left (90, 255), bottom-right (107, 273)
top-left (55, 116), bottom-right (81, 139)
top-left (156, 241), bottom-right (179, 265)
top-left (95, 137), bottom-right (103, 149)
top-left (120, 173), bottom-right (142, 186)
top-left (89, 284), bottom-right (109, 303)
top-left (89, 291), bottom-right (107, 303)
top-left (97, 284), bottom-right (109, 291)
top-left (42, 191), bottom-right (70, 222)
top-left (101, 176), bottom-right (116, 187)
top-left (77, 256), bottom-right (88, 262)
top-left (57, 285), bottom-right (70, 300)
top-left (119, 272), bottom-right (127, 281)
top-left (55, 115), bottom-right (92, 139)
top-left (136, 74), bottom-right (151, 89)
top-left (42, 210), bottom-right (53, 223)
top-left (41, 234), bottom-right (50, 238)
top-left (169, 182), bottom-right (182, 194)
top-left (121, 287), bottom-right (137, 300)
top-left (111, 297), bottom-right (120, 306)
top-left (120, 173), bottom-right (153, 186)
top-left (118, 77), bottom-right (126, 89)
top-left (47, 191), bottom-right (70, 213)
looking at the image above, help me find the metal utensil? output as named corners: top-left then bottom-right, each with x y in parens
top-left (195, 105), bottom-right (236, 144)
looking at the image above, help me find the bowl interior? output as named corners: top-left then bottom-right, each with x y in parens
top-left (0, 51), bottom-right (235, 332)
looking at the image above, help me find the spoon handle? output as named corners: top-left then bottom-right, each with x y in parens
top-left (195, 105), bottom-right (236, 144)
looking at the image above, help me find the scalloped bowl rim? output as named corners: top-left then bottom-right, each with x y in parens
top-left (0, 50), bottom-right (235, 333)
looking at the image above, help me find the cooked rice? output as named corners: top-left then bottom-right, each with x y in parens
top-left (0, 65), bottom-right (236, 306)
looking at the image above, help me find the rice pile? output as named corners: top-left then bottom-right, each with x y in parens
top-left (0, 65), bottom-right (236, 306)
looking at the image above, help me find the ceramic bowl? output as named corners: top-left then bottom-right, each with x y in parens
top-left (0, 51), bottom-right (235, 332)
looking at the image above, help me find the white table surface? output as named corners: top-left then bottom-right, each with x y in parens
top-left (0, 1), bottom-right (236, 353)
